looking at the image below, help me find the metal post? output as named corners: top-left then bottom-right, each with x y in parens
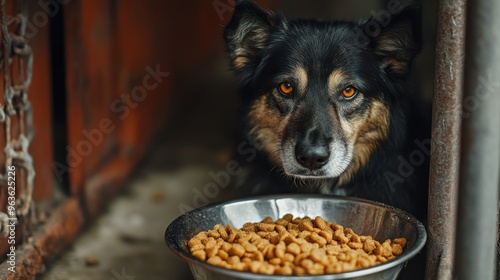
top-left (426, 0), bottom-right (466, 279)
top-left (455, 0), bottom-right (500, 278)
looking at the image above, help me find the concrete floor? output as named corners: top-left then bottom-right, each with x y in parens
top-left (40, 59), bottom-right (238, 280)
top-left (40, 156), bottom-right (215, 280)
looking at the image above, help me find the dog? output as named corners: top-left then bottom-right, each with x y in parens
top-left (223, 0), bottom-right (429, 221)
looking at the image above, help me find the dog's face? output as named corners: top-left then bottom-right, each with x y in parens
top-left (225, 1), bottom-right (420, 183)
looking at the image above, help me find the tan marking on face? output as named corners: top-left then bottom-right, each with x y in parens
top-left (248, 95), bottom-right (288, 165)
top-left (337, 100), bottom-right (390, 185)
top-left (295, 66), bottom-right (308, 93)
top-left (328, 69), bottom-right (347, 93)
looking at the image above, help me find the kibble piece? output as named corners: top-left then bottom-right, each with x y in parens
top-left (218, 250), bottom-right (229, 260)
top-left (269, 232), bottom-right (281, 245)
top-left (310, 248), bottom-right (328, 265)
top-left (392, 244), bottom-right (404, 256)
top-left (258, 223), bottom-right (276, 232)
top-left (299, 218), bottom-right (315, 232)
top-left (259, 263), bottom-right (275, 275)
top-left (357, 257), bottom-right (372, 268)
top-left (348, 242), bottom-right (363, 250)
top-left (331, 223), bottom-right (344, 231)
top-left (242, 222), bottom-right (256, 232)
top-left (326, 244), bottom-right (341, 255)
top-left (262, 217), bottom-right (274, 224)
top-left (287, 223), bottom-right (300, 232)
top-left (286, 242), bottom-right (301, 255)
top-left (282, 235), bottom-right (294, 245)
top-left (254, 251), bottom-right (265, 262)
top-left (275, 242), bottom-right (286, 258)
top-left (314, 216), bottom-right (327, 230)
top-left (275, 219), bottom-right (287, 226)
top-left (382, 240), bottom-right (394, 257)
top-left (192, 250), bottom-right (206, 261)
top-left (300, 242), bottom-right (313, 254)
top-left (350, 233), bottom-right (361, 243)
top-left (344, 228), bottom-right (355, 236)
top-left (205, 237), bottom-right (216, 248)
top-left (301, 258), bottom-right (314, 269)
top-left (276, 265), bottom-right (293, 275)
top-left (207, 230), bottom-right (220, 239)
top-left (283, 214), bottom-right (294, 221)
top-left (327, 255), bottom-right (338, 264)
top-left (257, 231), bottom-right (270, 238)
top-left (232, 262), bottom-right (247, 271)
top-left (249, 261), bottom-right (262, 273)
top-left (227, 228), bottom-right (237, 243)
top-left (229, 244), bottom-right (245, 257)
top-left (294, 253), bottom-right (308, 266)
top-left (255, 239), bottom-right (270, 251)
top-left (263, 244), bottom-right (275, 259)
top-left (249, 232), bottom-right (260, 243)
top-left (188, 237), bottom-right (202, 248)
top-left (244, 243), bottom-right (258, 253)
top-left (269, 257), bottom-right (281, 265)
top-left (214, 224), bottom-right (227, 238)
top-left (205, 245), bottom-right (220, 258)
top-left (308, 263), bottom-right (325, 275)
top-left (326, 263), bottom-right (342, 274)
top-left (363, 238), bottom-right (376, 252)
top-left (333, 229), bottom-right (349, 244)
top-left (189, 243), bottom-right (204, 253)
top-left (283, 253), bottom-right (295, 263)
top-left (275, 224), bottom-right (287, 234)
top-left (294, 266), bottom-right (307, 276)
top-left (207, 256), bottom-right (223, 266)
top-left (297, 230), bottom-right (311, 240)
top-left (319, 230), bottom-right (333, 243)
top-left (221, 242), bottom-right (232, 252)
top-left (227, 255), bottom-right (240, 265)
top-left (393, 238), bottom-right (407, 248)
top-left (216, 238), bottom-right (225, 246)
top-left (310, 233), bottom-right (327, 247)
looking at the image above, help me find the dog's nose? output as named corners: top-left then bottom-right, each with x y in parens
top-left (295, 141), bottom-right (330, 170)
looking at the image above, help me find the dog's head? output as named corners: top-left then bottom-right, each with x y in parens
top-left (224, 1), bottom-right (421, 183)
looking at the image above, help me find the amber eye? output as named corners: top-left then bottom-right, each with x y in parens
top-left (342, 86), bottom-right (357, 99)
top-left (278, 82), bottom-right (294, 95)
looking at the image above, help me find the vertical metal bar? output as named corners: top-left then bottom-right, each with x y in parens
top-left (426, 0), bottom-right (466, 279)
top-left (455, 0), bottom-right (500, 278)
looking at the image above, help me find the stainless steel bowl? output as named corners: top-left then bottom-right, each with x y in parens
top-left (165, 194), bottom-right (426, 280)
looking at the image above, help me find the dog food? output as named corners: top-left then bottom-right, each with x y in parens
top-left (187, 214), bottom-right (407, 275)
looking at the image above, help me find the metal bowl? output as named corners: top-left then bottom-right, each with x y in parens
top-left (165, 194), bottom-right (426, 280)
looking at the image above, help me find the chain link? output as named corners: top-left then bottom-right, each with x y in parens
top-left (0, 0), bottom-right (35, 237)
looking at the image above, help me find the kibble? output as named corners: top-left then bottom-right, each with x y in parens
top-left (188, 214), bottom-right (407, 275)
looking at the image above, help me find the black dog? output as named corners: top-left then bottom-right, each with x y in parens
top-left (224, 1), bottom-right (428, 221)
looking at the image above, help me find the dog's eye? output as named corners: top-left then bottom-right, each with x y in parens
top-left (278, 82), bottom-right (294, 95)
top-left (342, 86), bottom-right (358, 99)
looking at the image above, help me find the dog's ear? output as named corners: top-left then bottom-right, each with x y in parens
top-left (224, 0), bottom-right (282, 71)
top-left (371, 6), bottom-right (421, 76)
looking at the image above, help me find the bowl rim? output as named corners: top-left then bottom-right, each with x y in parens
top-left (165, 194), bottom-right (427, 279)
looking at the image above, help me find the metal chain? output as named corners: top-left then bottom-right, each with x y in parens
top-left (0, 0), bottom-right (35, 237)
